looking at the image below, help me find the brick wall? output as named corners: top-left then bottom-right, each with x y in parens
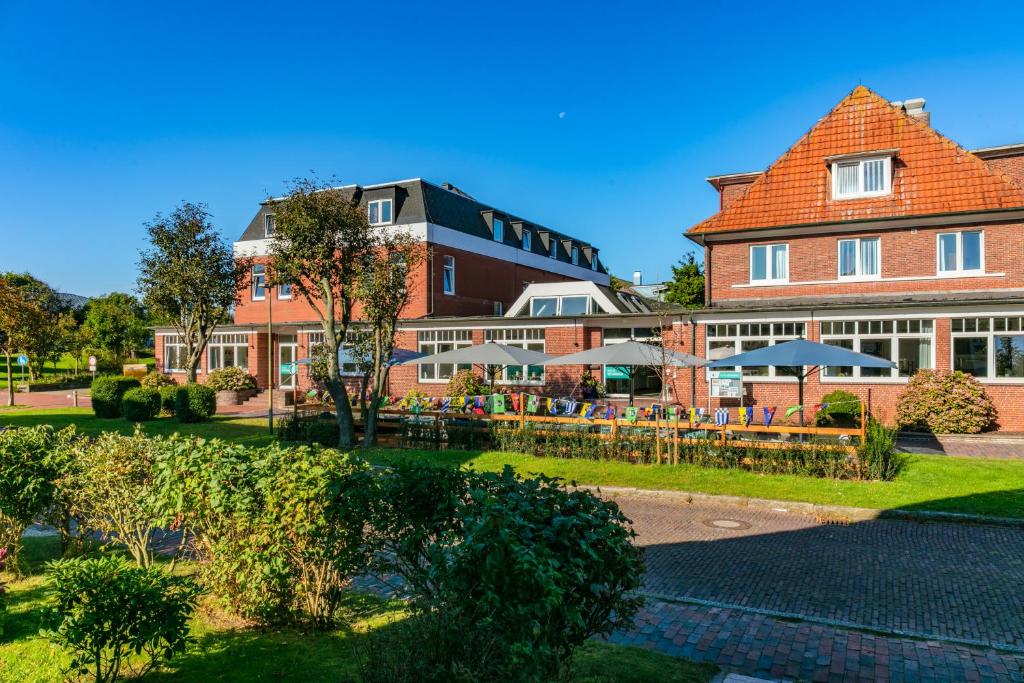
top-left (720, 181), bottom-right (755, 210)
top-left (709, 222), bottom-right (1024, 304)
top-left (983, 155), bottom-right (1024, 190)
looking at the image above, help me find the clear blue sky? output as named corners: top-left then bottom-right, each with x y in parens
top-left (3, 1), bottom-right (1023, 296)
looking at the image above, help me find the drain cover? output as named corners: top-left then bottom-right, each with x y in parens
top-left (702, 518), bottom-right (752, 530)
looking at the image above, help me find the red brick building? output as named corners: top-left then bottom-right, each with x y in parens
top-left (156, 87), bottom-right (1024, 429)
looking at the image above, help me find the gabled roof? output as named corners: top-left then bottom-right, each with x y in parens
top-left (687, 86), bottom-right (1024, 237)
top-left (505, 281), bottom-right (672, 318)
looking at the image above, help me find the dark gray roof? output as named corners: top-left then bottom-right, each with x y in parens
top-left (237, 178), bottom-right (604, 273)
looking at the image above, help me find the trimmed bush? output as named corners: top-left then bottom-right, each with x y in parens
top-left (90, 376), bottom-right (141, 418)
top-left (121, 387), bottom-right (161, 422)
top-left (815, 389), bottom-right (862, 427)
top-left (158, 385), bottom-right (178, 415)
top-left (895, 369), bottom-right (997, 434)
top-left (174, 384), bottom-right (217, 423)
top-left (139, 372), bottom-right (177, 389)
top-left (204, 366), bottom-right (257, 392)
top-left (45, 556), bottom-right (200, 681)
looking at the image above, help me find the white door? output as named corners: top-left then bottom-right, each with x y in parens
top-left (279, 335), bottom-right (297, 389)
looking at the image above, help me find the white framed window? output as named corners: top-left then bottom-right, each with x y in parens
top-left (368, 199), bottom-right (393, 225)
top-left (832, 156), bottom-right (891, 199)
top-left (208, 333), bottom-right (250, 371)
top-left (528, 295), bottom-right (592, 317)
top-left (417, 329), bottom-right (472, 382)
top-left (820, 319), bottom-right (933, 381)
top-left (591, 253), bottom-right (598, 271)
top-left (493, 218), bottom-right (504, 242)
top-left (485, 328), bottom-right (544, 383)
top-left (278, 283), bottom-right (292, 299)
top-left (522, 230), bottom-right (532, 251)
top-left (252, 265), bottom-right (266, 300)
top-left (749, 244), bottom-right (788, 284)
top-left (937, 231), bottom-right (983, 275)
top-left (706, 322), bottom-right (807, 380)
top-left (549, 240), bottom-right (557, 259)
top-left (264, 214), bottom-right (275, 237)
top-left (838, 237), bottom-right (880, 279)
top-left (163, 335), bottom-right (185, 373)
top-left (442, 255), bottom-right (455, 295)
top-left (951, 316), bottom-right (1024, 380)
top-left (571, 246), bottom-right (579, 265)
top-left (308, 329), bottom-right (365, 375)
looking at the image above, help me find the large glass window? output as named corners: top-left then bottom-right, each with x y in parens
top-left (442, 256), bottom-right (455, 295)
top-left (417, 330), bottom-right (472, 381)
top-left (951, 317), bottom-right (1024, 380)
top-left (938, 231), bottom-right (983, 275)
top-left (995, 335), bottom-right (1024, 378)
top-left (252, 265), bottom-right (266, 300)
top-left (528, 295), bottom-right (592, 317)
top-left (838, 237), bottom-right (880, 279)
top-left (820, 319), bottom-right (933, 380)
top-left (603, 327), bottom-right (662, 397)
top-left (705, 322), bottom-right (806, 379)
top-left (530, 297), bottom-right (557, 317)
top-left (208, 333), bottom-right (249, 371)
top-left (560, 296), bottom-right (588, 316)
top-left (750, 244), bottom-right (788, 283)
top-left (368, 199), bottom-right (393, 225)
top-left (953, 338), bottom-right (988, 377)
top-left (484, 328), bottom-right (544, 383)
top-left (163, 335), bottom-right (185, 372)
top-left (832, 156), bottom-right (891, 199)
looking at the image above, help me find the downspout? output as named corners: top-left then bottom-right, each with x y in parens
top-left (689, 313), bottom-right (696, 408)
top-left (427, 245), bottom-right (434, 317)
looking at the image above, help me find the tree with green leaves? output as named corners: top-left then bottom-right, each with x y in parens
top-left (82, 292), bottom-right (150, 363)
top-left (267, 178), bottom-right (376, 449)
top-left (0, 276), bottom-right (35, 406)
top-left (0, 272), bottom-right (68, 380)
top-left (663, 253), bottom-right (705, 308)
top-left (137, 203), bottom-right (246, 383)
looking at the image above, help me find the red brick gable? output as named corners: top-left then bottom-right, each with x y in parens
top-left (688, 86), bottom-right (1024, 235)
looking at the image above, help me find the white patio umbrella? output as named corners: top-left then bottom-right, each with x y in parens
top-left (398, 341), bottom-right (553, 390)
top-left (542, 340), bottom-right (706, 405)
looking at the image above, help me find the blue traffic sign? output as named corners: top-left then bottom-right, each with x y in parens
top-left (16, 355), bottom-right (28, 366)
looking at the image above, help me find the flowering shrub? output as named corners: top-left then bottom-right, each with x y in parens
top-left (399, 388), bottom-right (430, 410)
top-left (139, 372), bottom-right (177, 389)
top-left (204, 366), bottom-right (258, 392)
top-left (895, 370), bottom-right (997, 434)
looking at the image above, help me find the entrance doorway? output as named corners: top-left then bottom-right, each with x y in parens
top-left (278, 334), bottom-right (297, 389)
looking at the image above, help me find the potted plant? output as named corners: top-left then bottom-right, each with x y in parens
top-left (204, 367), bottom-right (258, 405)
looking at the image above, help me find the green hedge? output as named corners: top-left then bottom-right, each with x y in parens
top-left (158, 385), bottom-right (179, 415)
top-left (90, 376), bottom-right (141, 419)
top-left (174, 384), bottom-right (217, 423)
top-left (121, 387), bottom-right (161, 422)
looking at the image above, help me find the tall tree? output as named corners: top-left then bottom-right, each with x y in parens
top-left (268, 178), bottom-right (375, 449)
top-left (663, 253), bottom-right (705, 309)
top-left (137, 203), bottom-right (245, 383)
top-left (353, 235), bottom-right (423, 446)
top-left (83, 292), bottom-right (150, 362)
top-left (0, 273), bottom-right (67, 380)
top-left (0, 276), bottom-right (38, 405)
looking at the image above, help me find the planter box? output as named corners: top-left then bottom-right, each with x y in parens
top-left (215, 388), bottom-right (256, 406)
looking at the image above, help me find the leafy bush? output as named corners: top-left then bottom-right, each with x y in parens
top-left (0, 425), bottom-right (78, 573)
top-left (45, 556), bottom-right (200, 682)
top-left (59, 430), bottom-right (165, 567)
top-left (445, 369), bottom-right (488, 397)
top-left (158, 385), bottom-right (178, 415)
top-left (0, 547), bottom-right (7, 637)
top-left (814, 389), bottom-right (862, 427)
top-left (204, 366), bottom-right (257, 392)
top-left (367, 464), bottom-right (644, 681)
top-left (277, 413), bottom-right (339, 446)
top-left (399, 387), bottom-right (431, 410)
top-left (174, 384), bottom-right (217, 423)
top-left (139, 372), bottom-right (177, 389)
top-left (121, 387), bottom-right (161, 422)
top-left (858, 419), bottom-right (903, 481)
top-left (895, 370), bottom-right (997, 434)
top-left (90, 376), bottom-right (141, 418)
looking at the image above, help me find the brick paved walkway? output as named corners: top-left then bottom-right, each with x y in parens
top-left (3, 389), bottom-right (90, 410)
top-left (610, 494), bottom-right (1024, 651)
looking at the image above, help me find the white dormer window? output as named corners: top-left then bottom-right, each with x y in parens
top-left (264, 214), bottom-right (275, 237)
top-left (493, 218), bottom-right (504, 242)
top-left (368, 199), bottom-right (393, 225)
top-left (522, 230), bottom-right (532, 251)
top-left (832, 156), bottom-right (891, 199)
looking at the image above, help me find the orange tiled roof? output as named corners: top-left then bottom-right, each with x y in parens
top-left (688, 86), bottom-right (1024, 235)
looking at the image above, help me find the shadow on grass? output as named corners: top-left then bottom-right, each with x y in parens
top-left (0, 582), bottom-right (50, 643)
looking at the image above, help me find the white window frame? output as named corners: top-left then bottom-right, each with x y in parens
top-left (264, 213), bottom-right (275, 237)
top-left (950, 316), bottom-right (1024, 382)
top-left (603, 327), bottom-right (663, 398)
top-left (820, 319), bottom-right (935, 382)
top-left (705, 322), bottom-right (807, 381)
top-left (208, 333), bottom-right (250, 372)
top-left (252, 264), bottom-right (266, 301)
top-left (936, 231), bottom-right (984, 276)
top-left (549, 240), bottom-right (557, 259)
top-left (493, 217), bottom-right (504, 243)
top-left (484, 328), bottom-right (545, 384)
top-left (278, 282), bottom-right (292, 299)
top-left (522, 229), bottom-right (532, 251)
top-left (368, 199), bottom-right (393, 226)
top-left (831, 156), bottom-right (892, 200)
top-left (837, 237), bottom-right (881, 281)
top-left (163, 335), bottom-right (186, 373)
top-left (417, 329), bottom-right (473, 383)
top-left (591, 253), bottom-right (598, 271)
top-left (749, 244), bottom-right (789, 284)
top-left (528, 295), bottom-right (592, 317)
top-left (442, 255), bottom-right (455, 295)
top-left (571, 246), bottom-right (579, 265)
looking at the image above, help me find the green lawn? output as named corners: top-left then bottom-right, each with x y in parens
top-left (0, 538), bottom-right (716, 683)
top-left (1, 353), bottom-right (155, 388)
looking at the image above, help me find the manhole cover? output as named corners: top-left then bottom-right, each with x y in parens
top-left (702, 518), bottom-right (752, 530)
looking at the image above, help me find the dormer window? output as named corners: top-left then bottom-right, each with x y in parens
top-left (264, 214), bottom-right (275, 237)
top-left (549, 240), bottom-right (557, 259)
top-left (832, 155), bottom-right (891, 199)
top-left (368, 199), bottom-right (393, 225)
top-left (522, 229), bottom-right (532, 251)
top-left (493, 217), bottom-right (504, 242)
top-left (591, 254), bottom-right (598, 271)
top-left (571, 246), bottom-right (579, 265)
